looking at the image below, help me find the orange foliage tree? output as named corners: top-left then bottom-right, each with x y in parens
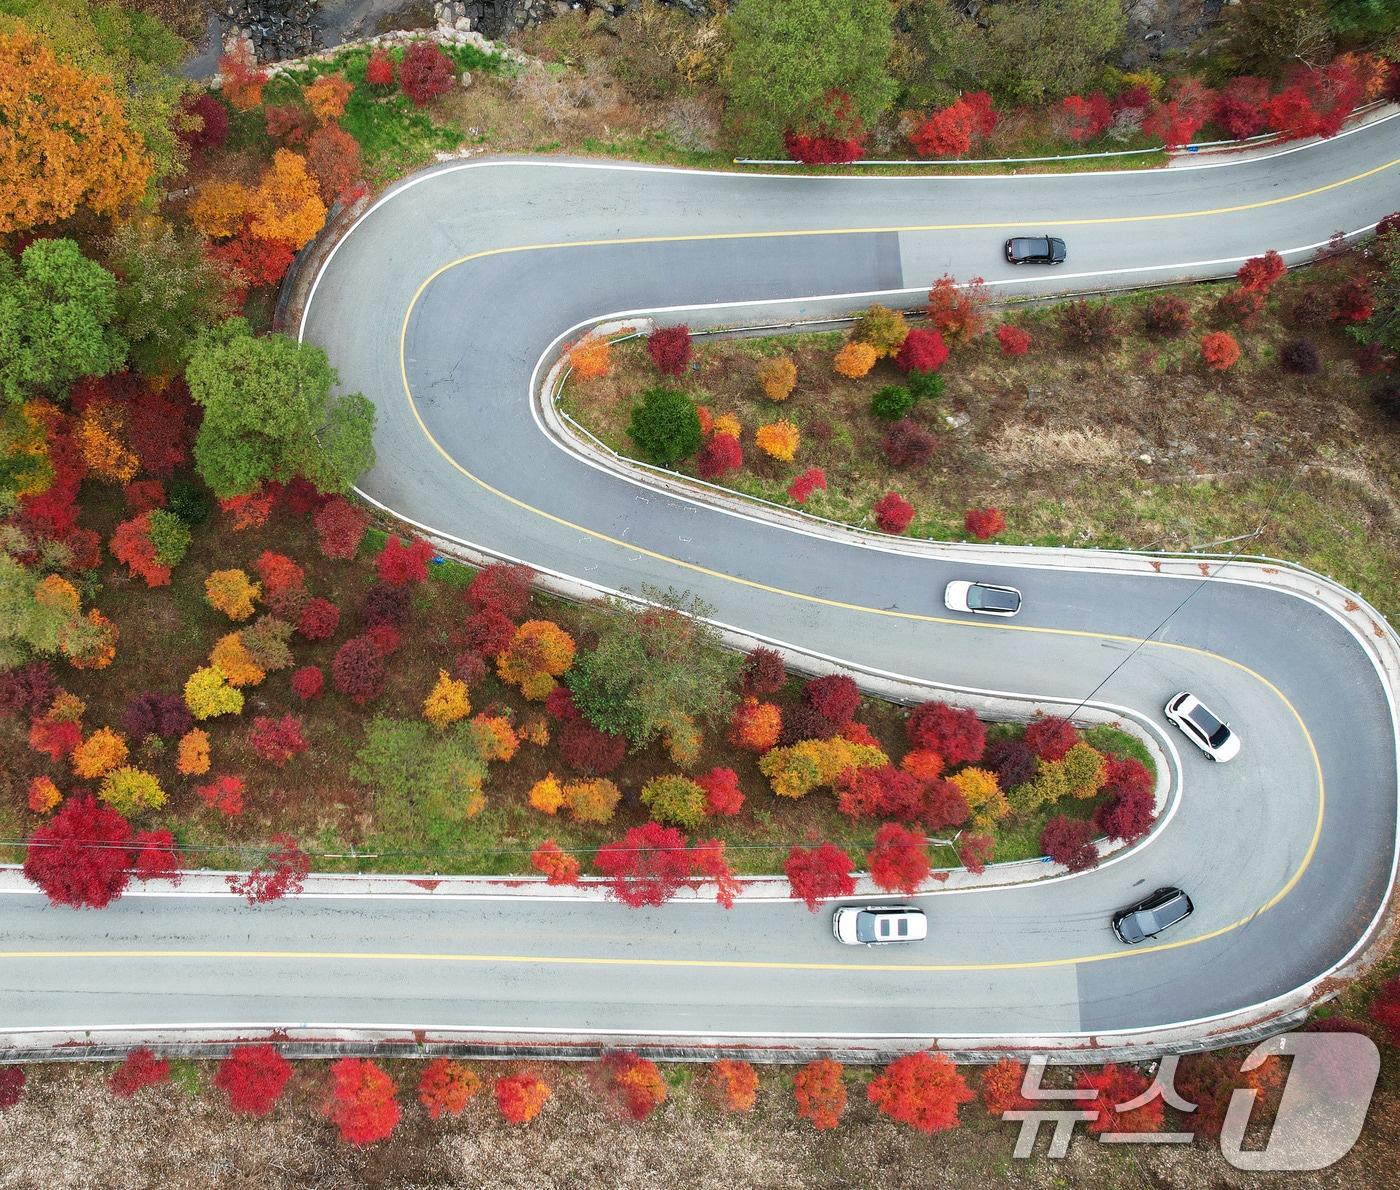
top-left (757, 355), bottom-right (798, 400)
top-left (529, 840), bottom-right (582, 884)
top-left (980, 1059), bottom-right (1032, 1116)
top-left (706, 1060), bottom-right (759, 1113)
top-left (305, 74), bottom-right (353, 121)
top-left (495, 1072), bottom-right (551, 1124)
top-left (595, 1052), bottom-right (667, 1121)
top-left (0, 30), bottom-right (151, 233)
top-left (248, 150), bottom-right (327, 251)
top-left (305, 122), bottom-right (363, 205)
top-left (324, 1058), bottom-right (399, 1146)
top-left (417, 1058), bottom-right (481, 1119)
top-left (496, 620), bottom-right (576, 700)
top-left (866, 1052), bottom-right (975, 1133)
top-left (793, 1059), bottom-right (846, 1130)
top-left (833, 340), bottom-right (878, 378)
top-left (755, 420), bottom-right (800, 462)
top-left (568, 335), bottom-right (612, 379)
top-left (219, 54), bottom-right (267, 111)
top-left (189, 181), bottom-right (251, 240)
top-left (1200, 331), bottom-right (1240, 371)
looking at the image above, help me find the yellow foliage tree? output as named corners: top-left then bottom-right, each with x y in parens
top-left (759, 738), bottom-right (887, 799)
top-left (833, 340), bottom-right (877, 379)
top-left (470, 714), bottom-right (519, 762)
top-left (851, 304), bottom-right (908, 357)
top-left (562, 778), bottom-right (622, 825)
top-left (176, 728), bottom-right (211, 777)
top-left (712, 413), bottom-right (741, 439)
top-left (949, 766), bottom-right (1011, 831)
top-left (248, 149), bottom-right (327, 250)
top-left (98, 766), bottom-right (166, 816)
top-left (77, 402), bottom-right (139, 482)
top-left (755, 419), bottom-right (800, 463)
top-left (528, 773), bottom-right (565, 815)
top-left (189, 180), bottom-right (250, 241)
top-left (71, 727), bottom-right (129, 780)
top-left (0, 29), bottom-right (151, 233)
top-left (756, 355), bottom-right (797, 401)
top-left (205, 569), bottom-right (260, 621)
top-left (567, 335), bottom-right (612, 380)
top-left (184, 666), bottom-right (245, 720)
top-left (423, 668), bottom-right (471, 729)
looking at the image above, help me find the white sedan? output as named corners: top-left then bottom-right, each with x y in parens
top-left (944, 580), bottom-right (1022, 617)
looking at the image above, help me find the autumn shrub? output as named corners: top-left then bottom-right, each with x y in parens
top-left (871, 385), bottom-right (915, 421)
top-left (27, 777), bottom-right (61, 814)
top-left (895, 328), bottom-right (949, 375)
top-left (697, 433), bottom-right (743, 478)
top-left (739, 647), bottom-right (785, 697)
top-left (205, 569), bottom-right (260, 621)
top-left (803, 675), bottom-right (858, 726)
top-left (1040, 815), bottom-right (1100, 871)
top-left (562, 777), bottom-right (623, 825)
top-left (72, 727), bottom-right (129, 779)
top-left (559, 717), bottom-right (627, 775)
top-left (640, 774), bottom-right (709, 830)
top-left (979, 1059), bottom-right (1031, 1115)
top-left (495, 1072), bottom-right (550, 1124)
top-left (23, 796), bottom-right (132, 908)
top-left (98, 767), bottom-right (166, 816)
top-left (1237, 250), bottom-right (1286, 292)
top-left (852, 304), bottom-right (908, 356)
top-left (109, 1048), bottom-right (170, 1098)
top-left (180, 92), bottom-right (231, 158)
top-left (366, 47), bottom-right (395, 87)
top-left (375, 535), bottom-right (432, 586)
top-left (248, 714), bottom-right (308, 766)
top-left (1214, 287), bottom-right (1265, 328)
top-left (1213, 76), bottom-right (1270, 138)
top-left (729, 696), bottom-right (782, 751)
top-left (595, 822), bottom-right (694, 907)
top-left (1057, 300), bottom-right (1116, 348)
top-left (305, 73), bottom-right (353, 121)
top-left (1278, 337), bottom-right (1321, 375)
top-left (1075, 1065), bottom-right (1163, 1135)
top-left (325, 1058), bottom-right (399, 1146)
top-left (868, 823), bottom-right (930, 895)
top-left (596, 1052), bottom-right (667, 1122)
top-left (873, 492), bottom-right (915, 534)
top-left (787, 467), bottom-right (826, 504)
top-left (209, 633), bottom-right (264, 687)
top-left (647, 325), bottom-right (692, 376)
top-left (215, 1045), bottom-right (293, 1117)
top-left (907, 701), bottom-right (985, 765)
top-left (1023, 717), bottom-right (1077, 761)
top-left (867, 1053), bottom-right (974, 1133)
top-left (184, 666), bottom-right (244, 720)
top-left (1094, 782), bottom-right (1156, 842)
top-left (784, 842), bottom-right (855, 911)
top-left (963, 506), bottom-right (1005, 540)
top-left (1142, 295), bottom-right (1192, 337)
top-left (0, 662), bottom-right (56, 720)
top-left (243, 617), bottom-right (294, 674)
top-left (176, 728), bottom-right (211, 776)
top-left (198, 775), bottom-right (245, 816)
top-left (313, 496), bottom-right (369, 560)
top-left (497, 619), bottom-right (576, 700)
top-left (109, 514), bottom-right (171, 587)
top-left (417, 1059), bottom-right (480, 1119)
top-left (833, 340), bottom-right (878, 378)
top-left (628, 387), bottom-right (702, 465)
top-left (423, 669), bottom-right (471, 729)
top-left (1200, 331), bottom-right (1240, 371)
top-left (400, 40), bottom-right (455, 107)
top-left (881, 419), bottom-right (936, 468)
top-left (757, 354), bottom-right (798, 399)
top-left (793, 1060), bottom-right (846, 1130)
top-left (1333, 277), bottom-right (1374, 324)
top-left (530, 839), bottom-right (582, 884)
top-left (755, 419), bottom-right (800, 462)
top-left (121, 692), bottom-right (192, 743)
top-left (706, 1060), bottom-right (758, 1113)
top-left (696, 767), bottom-right (744, 816)
top-left (359, 582), bottom-right (411, 629)
top-left (248, 150), bottom-right (326, 250)
top-left (293, 596), bottom-right (338, 642)
top-left (996, 323), bottom-right (1031, 356)
top-left (332, 636), bottom-right (387, 705)
top-left (264, 102), bottom-right (315, 146)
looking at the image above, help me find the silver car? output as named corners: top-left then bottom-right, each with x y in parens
top-left (832, 905), bottom-right (928, 946)
top-left (1164, 691), bottom-right (1241, 762)
top-left (944, 580), bottom-right (1022, 617)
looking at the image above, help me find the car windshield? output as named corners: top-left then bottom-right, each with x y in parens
top-left (970, 586), bottom-right (1018, 611)
top-left (1207, 724), bottom-right (1233, 748)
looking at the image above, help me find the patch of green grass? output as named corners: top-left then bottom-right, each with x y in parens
top-left (1083, 724), bottom-right (1156, 781)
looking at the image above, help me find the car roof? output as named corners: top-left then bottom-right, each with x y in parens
top-left (971, 584), bottom-right (1020, 610)
top-left (1186, 702), bottom-right (1224, 734)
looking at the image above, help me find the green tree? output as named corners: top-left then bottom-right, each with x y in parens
top-left (350, 716), bottom-right (489, 843)
top-left (978, 0), bottom-right (1125, 105)
top-left (724, 0), bottom-right (896, 155)
top-left (0, 239), bottom-right (126, 407)
top-left (0, 0), bottom-right (190, 182)
top-left (1359, 230), bottom-right (1400, 354)
top-left (565, 587), bottom-right (738, 750)
top-left (187, 319), bottom-right (376, 498)
top-left (1323, 0), bottom-right (1400, 36)
top-left (107, 217), bottom-right (234, 374)
top-left (626, 386), bottom-right (702, 466)
top-left (891, 0), bottom-right (980, 109)
top-left (0, 545), bottom-right (95, 670)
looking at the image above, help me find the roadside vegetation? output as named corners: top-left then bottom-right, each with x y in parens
top-left (562, 240), bottom-right (1400, 624)
top-left (1, 1027), bottom-right (1399, 1181)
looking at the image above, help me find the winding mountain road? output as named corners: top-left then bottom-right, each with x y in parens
top-left (4, 120), bottom-right (1400, 1056)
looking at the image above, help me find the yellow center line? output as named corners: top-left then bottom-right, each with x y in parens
top-left (188, 154), bottom-right (1341, 976)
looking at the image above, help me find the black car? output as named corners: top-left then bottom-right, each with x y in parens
top-left (1005, 235), bottom-right (1067, 265)
top-left (1112, 886), bottom-right (1194, 944)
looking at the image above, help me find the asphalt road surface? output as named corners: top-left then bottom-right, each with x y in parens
top-left (4, 122), bottom-right (1399, 1049)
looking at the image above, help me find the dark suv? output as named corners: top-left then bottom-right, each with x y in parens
top-left (1005, 235), bottom-right (1067, 265)
top-left (1112, 886), bottom-right (1194, 944)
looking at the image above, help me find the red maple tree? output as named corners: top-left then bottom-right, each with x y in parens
top-left (784, 843), bottom-right (855, 912)
top-left (109, 1048), bottom-right (171, 1098)
top-left (867, 1051), bottom-right (974, 1133)
top-left (418, 1058), bottom-right (481, 1118)
top-left (23, 796), bottom-right (133, 908)
top-left (325, 1058), bottom-right (400, 1145)
top-left (215, 1044), bottom-right (293, 1116)
top-left (867, 823), bottom-right (930, 895)
top-left (793, 1059), bottom-right (846, 1130)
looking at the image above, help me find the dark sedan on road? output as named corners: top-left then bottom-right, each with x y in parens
top-left (1005, 235), bottom-right (1067, 265)
top-left (1112, 886), bottom-right (1194, 944)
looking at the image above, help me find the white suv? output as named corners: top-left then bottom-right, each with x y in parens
top-left (1165, 692), bottom-right (1240, 762)
top-left (832, 906), bottom-right (927, 946)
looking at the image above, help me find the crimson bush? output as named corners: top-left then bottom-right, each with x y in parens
top-left (466, 562), bottom-right (534, 618)
top-left (906, 702), bottom-right (985, 766)
top-left (697, 432), bottom-right (743, 478)
top-left (400, 41), bottom-right (455, 108)
top-left (1278, 338), bottom-right (1321, 375)
top-left (1142, 295), bottom-right (1192, 338)
top-left (121, 692), bottom-right (193, 741)
top-left (881, 419), bottom-right (937, 468)
top-left (358, 582), bottom-right (410, 629)
top-left (647, 325), bottom-right (692, 376)
top-left (559, 717), bottom-right (627, 775)
top-left (332, 636), bottom-right (387, 705)
top-left (739, 647), bottom-right (786, 697)
top-left (290, 665), bottom-right (324, 700)
top-left (873, 492), bottom-right (915, 533)
top-left (1057, 300), bottom-right (1116, 348)
top-left (1040, 816), bottom-right (1100, 871)
top-left (894, 328), bottom-right (948, 374)
top-left (297, 596), bottom-right (341, 641)
top-left (804, 675), bottom-right (860, 726)
top-left (23, 797), bottom-right (132, 909)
